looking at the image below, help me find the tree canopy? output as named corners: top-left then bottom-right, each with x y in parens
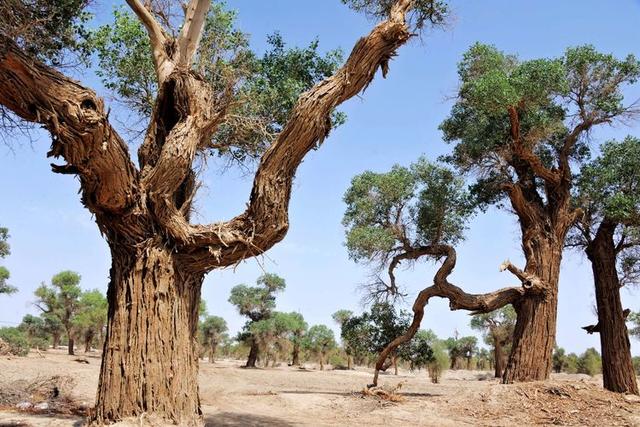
top-left (0, 227), bottom-right (16, 295)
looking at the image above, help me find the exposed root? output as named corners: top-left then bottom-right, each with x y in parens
top-left (361, 381), bottom-right (406, 402)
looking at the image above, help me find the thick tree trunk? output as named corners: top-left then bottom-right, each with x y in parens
top-left (246, 341), bottom-right (259, 368)
top-left (586, 222), bottom-right (638, 394)
top-left (494, 338), bottom-right (505, 378)
top-left (84, 331), bottom-right (94, 353)
top-left (52, 333), bottom-right (60, 350)
top-left (67, 335), bottom-right (74, 356)
top-left (450, 356), bottom-right (457, 370)
top-left (503, 238), bottom-right (561, 383)
top-left (90, 244), bottom-right (203, 426)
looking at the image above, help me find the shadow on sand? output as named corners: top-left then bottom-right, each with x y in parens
top-left (205, 412), bottom-right (294, 427)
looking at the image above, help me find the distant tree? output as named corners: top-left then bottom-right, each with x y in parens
top-left (0, 327), bottom-right (29, 356)
top-left (200, 315), bottom-right (228, 363)
top-left (42, 312), bottom-right (65, 349)
top-left (571, 137), bottom-right (640, 394)
top-left (73, 289), bottom-right (108, 352)
top-left (441, 43), bottom-right (640, 382)
top-left (405, 329), bottom-right (435, 372)
top-left (0, 227), bottom-right (16, 295)
top-left (629, 312), bottom-right (640, 339)
top-left (471, 306), bottom-right (516, 377)
top-left (552, 346), bottom-right (568, 373)
top-left (304, 324), bottom-right (336, 370)
top-left (445, 336), bottom-right (477, 370)
top-left (34, 271), bottom-right (82, 355)
top-left (565, 353), bottom-right (580, 374)
top-left (578, 347), bottom-right (602, 376)
top-left (475, 348), bottom-right (491, 371)
top-left (229, 273), bottom-right (285, 367)
top-left (427, 340), bottom-right (449, 383)
top-left (332, 309), bottom-right (354, 368)
top-left (284, 312), bottom-right (307, 366)
top-left (18, 314), bottom-right (50, 350)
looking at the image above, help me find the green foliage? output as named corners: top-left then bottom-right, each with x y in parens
top-left (85, 4), bottom-right (344, 162)
top-left (73, 289), bottom-right (107, 349)
top-left (441, 43), bottom-right (640, 209)
top-left (0, 227), bottom-right (16, 295)
top-left (0, 0), bottom-right (90, 65)
top-left (552, 346), bottom-right (568, 373)
top-left (445, 335), bottom-right (478, 368)
top-left (427, 340), bottom-right (449, 383)
top-left (406, 329), bottom-right (436, 370)
top-left (629, 311), bottom-right (640, 339)
top-left (577, 347), bottom-right (602, 376)
top-left (343, 158), bottom-right (473, 269)
top-left (18, 314), bottom-right (50, 350)
top-left (304, 325), bottom-right (336, 357)
top-left (341, 0), bottom-right (449, 30)
top-left (0, 327), bottom-right (29, 356)
top-left (34, 271), bottom-right (83, 336)
top-left (331, 310), bottom-right (353, 326)
top-left (200, 315), bottom-right (228, 351)
top-left (228, 273), bottom-right (286, 321)
top-left (564, 352), bottom-right (580, 374)
top-left (470, 306), bottom-right (516, 351)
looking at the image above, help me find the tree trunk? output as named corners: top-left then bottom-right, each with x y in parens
top-left (347, 355), bottom-right (353, 370)
top-left (209, 342), bottom-right (217, 363)
top-left (392, 355), bottom-right (398, 375)
top-left (292, 343), bottom-right (300, 366)
top-left (52, 333), bottom-right (60, 350)
top-left (67, 335), bottom-right (74, 356)
top-left (90, 244), bottom-right (203, 426)
top-left (319, 354), bottom-right (324, 371)
top-left (494, 338), bottom-right (505, 378)
top-left (586, 222), bottom-right (638, 394)
top-left (84, 330), bottom-right (94, 353)
top-left (503, 237), bottom-right (561, 383)
top-left (450, 356), bottom-right (457, 370)
top-left (246, 340), bottom-right (259, 368)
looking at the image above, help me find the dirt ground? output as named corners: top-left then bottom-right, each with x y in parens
top-left (1, 350), bottom-right (639, 426)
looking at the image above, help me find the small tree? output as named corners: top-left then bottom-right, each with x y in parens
top-left (332, 309), bottom-right (354, 368)
top-left (283, 312), bottom-right (307, 366)
top-left (470, 306), bottom-right (516, 377)
top-left (200, 315), bottom-right (228, 363)
top-left (305, 325), bottom-right (336, 370)
top-left (427, 340), bottom-right (449, 383)
top-left (73, 290), bottom-right (108, 352)
top-left (578, 347), bottom-right (602, 376)
top-left (571, 137), bottom-right (640, 394)
top-left (405, 329), bottom-right (435, 372)
top-left (552, 346), bottom-right (568, 373)
top-left (34, 271), bottom-right (82, 355)
top-left (229, 273), bottom-right (285, 367)
top-left (0, 227), bottom-right (16, 295)
top-left (18, 314), bottom-right (50, 350)
top-left (445, 336), bottom-right (477, 370)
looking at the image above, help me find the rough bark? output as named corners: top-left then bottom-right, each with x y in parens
top-left (67, 335), bottom-right (74, 356)
top-left (583, 221), bottom-right (638, 394)
top-left (52, 333), bottom-right (60, 350)
top-left (291, 343), bottom-right (300, 366)
top-left (209, 342), bottom-right (217, 363)
top-left (246, 341), bottom-right (259, 368)
top-left (493, 337), bottom-right (505, 378)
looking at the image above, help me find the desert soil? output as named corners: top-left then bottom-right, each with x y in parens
top-left (1, 350), bottom-right (639, 426)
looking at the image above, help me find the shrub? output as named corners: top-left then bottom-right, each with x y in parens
top-left (427, 341), bottom-right (449, 383)
top-left (577, 348), bottom-right (602, 376)
top-left (0, 327), bottom-right (30, 356)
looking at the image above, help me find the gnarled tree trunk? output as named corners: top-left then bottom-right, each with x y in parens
top-left (584, 222), bottom-right (638, 394)
top-left (246, 340), bottom-right (259, 368)
top-left (503, 236), bottom-right (561, 383)
top-left (92, 243), bottom-right (203, 426)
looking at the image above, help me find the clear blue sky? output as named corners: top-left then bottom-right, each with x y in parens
top-left (1, 0), bottom-right (640, 355)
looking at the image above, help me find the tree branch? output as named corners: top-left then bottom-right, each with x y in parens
top-left (177, 0), bottom-right (211, 67)
top-left (178, 0), bottom-right (416, 272)
top-left (369, 244), bottom-right (546, 386)
top-left (0, 37), bottom-right (139, 220)
top-left (582, 308), bottom-right (631, 334)
top-left (125, 0), bottom-right (173, 83)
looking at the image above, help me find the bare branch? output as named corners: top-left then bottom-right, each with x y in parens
top-left (125, 0), bottom-right (173, 83)
top-left (177, 0), bottom-right (211, 67)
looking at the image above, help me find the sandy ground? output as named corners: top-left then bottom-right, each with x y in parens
top-left (1, 350), bottom-right (639, 426)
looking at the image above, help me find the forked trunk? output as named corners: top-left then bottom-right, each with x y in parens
top-left (494, 338), bottom-right (505, 378)
top-left (503, 237), bottom-right (561, 383)
top-left (586, 222), bottom-right (638, 394)
top-left (246, 341), bottom-right (259, 368)
top-left (90, 243), bottom-right (204, 426)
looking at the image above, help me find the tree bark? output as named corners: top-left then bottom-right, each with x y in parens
top-left (503, 234), bottom-right (561, 383)
top-left (347, 355), bottom-right (353, 370)
top-left (493, 337), bottom-right (505, 378)
top-left (67, 333), bottom-right (74, 356)
top-left (291, 342), bottom-right (300, 366)
top-left (392, 355), bottom-right (398, 375)
top-left (91, 243), bottom-right (203, 426)
top-left (52, 333), bottom-right (60, 350)
top-left (585, 221), bottom-right (638, 394)
top-left (84, 330), bottom-right (94, 353)
top-left (209, 342), bottom-right (217, 363)
top-left (246, 340), bottom-right (259, 368)
top-left (319, 353), bottom-right (324, 371)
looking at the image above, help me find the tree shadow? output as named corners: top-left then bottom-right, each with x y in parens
top-left (205, 412), bottom-right (294, 427)
top-left (279, 390), bottom-right (353, 396)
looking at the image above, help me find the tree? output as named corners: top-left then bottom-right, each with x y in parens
top-left (0, 0), bottom-right (446, 422)
top-left (73, 290), bottom-right (108, 352)
top-left (552, 346), bottom-right (568, 373)
top-left (440, 43), bottom-right (640, 382)
top-left (34, 271), bottom-right (82, 355)
top-left (471, 305), bottom-right (516, 377)
top-left (229, 273), bottom-right (285, 368)
top-left (332, 309), bottom-right (354, 368)
top-left (0, 227), bottom-right (16, 295)
top-left (199, 315), bottom-right (228, 363)
top-left (444, 336), bottom-right (477, 370)
top-left (577, 347), bottom-right (602, 376)
top-left (18, 314), bottom-right (50, 350)
top-left (343, 158), bottom-right (539, 386)
top-left (571, 137), bottom-right (640, 394)
top-left (284, 312), bottom-right (307, 366)
top-left (405, 329), bottom-right (435, 371)
top-left (304, 324), bottom-right (336, 370)
top-left (427, 340), bottom-right (449, 383)
top-left (42, 312), bottom-right (65, 349)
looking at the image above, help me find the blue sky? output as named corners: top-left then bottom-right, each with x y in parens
top-left (1, 0), bottom-right (640, 355)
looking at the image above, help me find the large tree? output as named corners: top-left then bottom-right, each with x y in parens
top-left (470, 306), bottom-right (516, 377)
top-left (34, 271), bottom-right (82, 355)
top-left (304, 324), bottom-right (336, 371)
top-left (440, 43), bottom-right (640, 382)
top-left (0, 227), bottom-right (16, 295)
top-left (343, 158), bottom-right (541, 386)
top-left (571, 137), bottom-right (640, 394)
top-left (229, 273), bottom-right (285, 368)
top-left (0, 0), bottom-right (447, 423)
